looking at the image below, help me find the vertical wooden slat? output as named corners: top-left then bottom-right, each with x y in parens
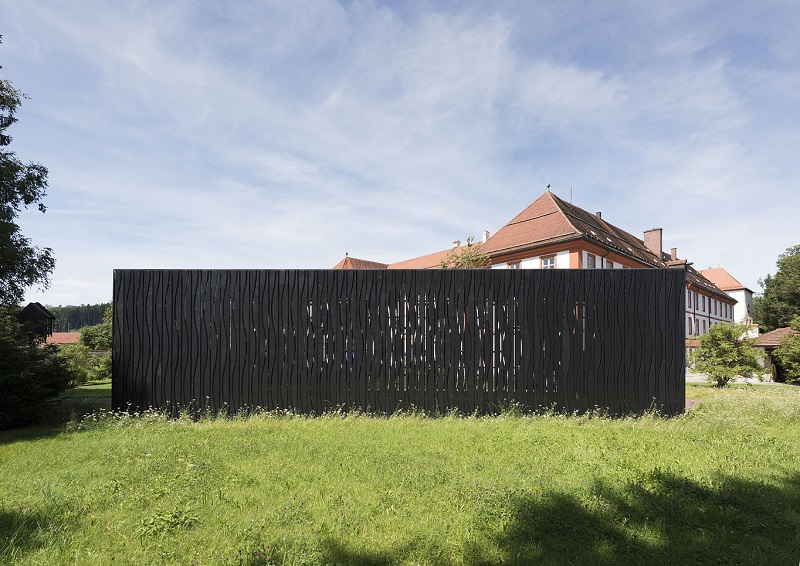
top-left (113, 268), bottom-right (685, 417)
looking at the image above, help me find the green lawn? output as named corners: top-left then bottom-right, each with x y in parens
top-left (60, 378), bottom-right (112, 399)
top-left (1, 383), bottom-right (799, 565)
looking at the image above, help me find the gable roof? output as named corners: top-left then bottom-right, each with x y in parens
top-left (18, 302), bottom-right (55, 321)
top-left (755, 327), bottom-right (799, 348)
top-left (700, 268), bottom-right (752, 293)
top-left (332, 256), bottom-right (389, 270)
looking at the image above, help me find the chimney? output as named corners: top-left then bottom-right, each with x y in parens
top-left (453, 240), bottom-right (461, 248)
top-left (643, 228), bottom-right (663, 257)
top-left (596, 211), bottom-right (602, 219)
top-left (670, 248), bottom-right (677, 261)
top-left (481, 230), bottom-right (490, 243)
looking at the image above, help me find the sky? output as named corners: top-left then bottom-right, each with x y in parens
top-left (2, 0), bottom-right (798, 306)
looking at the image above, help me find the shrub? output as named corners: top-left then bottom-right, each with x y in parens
top-left (58, 343), bottom-right (107, 385)
top-left (689, 321), bottom-right (763, 387)
top-left (773, 317), bottom-right (800, 384)
top-left (79, 305), bottom-right (112, 351)
top-left (0, 311), bottom-right (73, 429)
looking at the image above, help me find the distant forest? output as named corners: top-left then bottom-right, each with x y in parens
top-left (47, 303), bottom-right (111, 332)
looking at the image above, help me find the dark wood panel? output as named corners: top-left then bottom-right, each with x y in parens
top-left (113, 268), bottom-right (686, 417)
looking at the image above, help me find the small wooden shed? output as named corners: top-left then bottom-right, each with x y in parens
top-left (17, 302), bottom-right (55, 340)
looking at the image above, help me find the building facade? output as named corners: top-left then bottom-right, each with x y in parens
top-left (700, 267), bottom-right (754, 324)
top-left (334, 190), bottom-right (737, 338)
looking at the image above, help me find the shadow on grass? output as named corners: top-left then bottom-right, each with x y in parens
top-left (492, 471), bottom-right (800, 564)
top-left (0, 502), bottom-right (76, 559)
top-left (0, 397), bottom-right (111, 445)
top-left (315, 471), bottom-right (800, 565)
top-left (319, 540), bottom-right (406, 565)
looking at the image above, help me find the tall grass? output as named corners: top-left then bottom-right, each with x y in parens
top-left (1, 383), bottom-right (798, 564)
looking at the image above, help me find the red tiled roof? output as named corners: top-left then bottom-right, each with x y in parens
top-left (388, 245), bottom-right (482, 269)
top-left (481, 192), bottom-right (668, 267)
top-left (685, 265), bottom-right (735, 303)
top-left (479, 191), bottom-right (732, 302)
top-left (332, 256), bottom-right (389, 270)
top-left (756, 327), bottom-right (799, 348)
top-left (327, 192), bottom-right (736, 305)
top-left (479, 193), bottom-right (578, 254)
top-left (699, 268), bottom-right (750, 292)
top-left (47, 332), bottom-right (81, 345)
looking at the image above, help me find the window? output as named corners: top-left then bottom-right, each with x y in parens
top-left (586, 253), bottom-right (596, 269)
top-left (508, 262), bottom-right (520, 269)
top-left (714, 300), bottom-right (717, 316)
top-left (694, 292), bottom-right (698, 309)
top-left (695, 319), bottom-right (699, 335)
top-left (606, 260), bottom-right (614, 269)
top-left (688, 317), bottom-right (692, 336)
top-left (541, 256), bottom-right (555, 269)
top-left (702, 295), bottom-right (706, 312)
top-left (701, 320), bottom-right (706, 334)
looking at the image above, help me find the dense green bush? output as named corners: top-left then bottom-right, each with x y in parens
top-left (79, 305), bottom-right (112, 351)
top-left (0, 312), bottom-right (73, 429)
top-left (689, 321), bottom-right (763, 387)
top-left (773, 316), bottom-right (800, 383)
top-left (57, 342), bottom-right (110, 384)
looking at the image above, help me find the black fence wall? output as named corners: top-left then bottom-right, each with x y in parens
top-left (113, 269), bottom-right (685, 416)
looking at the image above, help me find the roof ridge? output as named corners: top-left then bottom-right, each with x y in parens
top-left (506, 208), bottom-right (560, 226)
top-left (546, 191), bottom-right (583, 236)
top-left (549, 192), bottom-right (664, 267)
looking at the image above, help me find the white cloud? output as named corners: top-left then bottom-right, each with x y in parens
top-left (3, 0), bottom-right (798, 305)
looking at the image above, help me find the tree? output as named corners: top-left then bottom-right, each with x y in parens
top-left (753, 245), bottom-right (800, 332)
top-left (0, 309), bottom-right (72, 429)
top-left (689, 322), bottom-right (763, 387)
top-left (79, 305), bottom-right (112, 350)
top-left (48, 303), bottom-right (111, 332)
top-left (439, 236), bottom-right (490, 269)
top-left (772, 316), bottom-right (800, 384)
top-left (57, 342), bottom-right (110, 385)
top-left (0, 35), bottom-right (54, 308)
top-left (0, 38), bottom-right (69, 429)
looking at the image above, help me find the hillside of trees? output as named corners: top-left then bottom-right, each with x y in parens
top-left (47, 303), bottom-right (111, 332)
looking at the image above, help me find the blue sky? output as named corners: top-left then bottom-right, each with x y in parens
top-left (2, 0), bottom-right (798, 306)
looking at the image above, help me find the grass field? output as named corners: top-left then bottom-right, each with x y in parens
top-left (1, 383), bottom-right (799, 565)
top-left (60, 379), bottom-right (112, 399)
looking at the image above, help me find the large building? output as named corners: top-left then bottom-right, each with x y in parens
top-left (334, 190), bottom-right (737, 338)
top-left (700, 267), bottom-right (754, 324)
